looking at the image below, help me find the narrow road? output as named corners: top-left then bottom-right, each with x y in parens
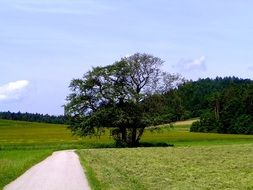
top-left (4, 150), bottom-right (90, 190)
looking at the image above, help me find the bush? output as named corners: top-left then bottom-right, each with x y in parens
top-left (190, 121), bottom-right (201, 132)
top-left (191, 112), bottom-right (253, 135)
top-left (233, 115), bottom-right (253, 134)
top-left (190, 111), bottom-right (221, 133)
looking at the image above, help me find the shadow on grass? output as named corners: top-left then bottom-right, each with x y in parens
top-left (139, 142), bottom-right (174, 147)
top-left (113, 142), bottom-right (174, 148)
top-left (92, 141), bottom-right (175, 148)
top-left (0, 141), bottom-right (174, 151)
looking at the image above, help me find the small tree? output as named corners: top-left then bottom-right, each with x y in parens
top-left (64, 53), bottom-right (182, 147)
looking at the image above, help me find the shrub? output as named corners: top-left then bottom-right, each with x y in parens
top-left (190, 121), bottom-right (201, 132)
top-left (233, 115), bottom-right (253, 134)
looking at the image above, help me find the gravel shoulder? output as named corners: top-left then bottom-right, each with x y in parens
top-left (4, 150), bottom-right (90, 190)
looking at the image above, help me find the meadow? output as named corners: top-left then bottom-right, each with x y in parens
top-left (0, 119), bottom-right (253, 189)
top-left (1, 119), bottom-right (253, 150)
top-left (0, 119), bottom-right (112, 150)
top-left (78, 144), bottom-right (253, 190)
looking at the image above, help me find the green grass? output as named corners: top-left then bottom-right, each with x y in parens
top-left (0, 149), bottom-right (53, 190)
top-left (142, 118), bottom-right (253, 146)
top-left (0, 119), bottom-right (114, 150)
top-left (1, 119), bottom-right (253, 189)
top-left (142, 129), bottom-right (253, 146)
top-left (78, 144), bottom-right (253, 190)
top-left (1, 119), bottom-right (253, 150)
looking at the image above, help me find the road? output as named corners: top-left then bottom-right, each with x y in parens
top-left (4, 150), bottom-right (90, 190)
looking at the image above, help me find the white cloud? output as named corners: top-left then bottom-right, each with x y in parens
top-left (177, 56), bottom-right (206, 72)
top-left (0, 80), bottom-right (29, 101)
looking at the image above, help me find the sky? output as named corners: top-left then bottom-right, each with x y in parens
top-left (0, 0), bottom-right (253, 115)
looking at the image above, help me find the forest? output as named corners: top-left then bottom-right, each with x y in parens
top-left (145, 76), bottom-right (253, 134)
top-left (0, 111), bottom-right (66, 124)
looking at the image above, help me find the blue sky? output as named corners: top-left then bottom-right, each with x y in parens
top-left (0, 0), bottom-right (253, 115)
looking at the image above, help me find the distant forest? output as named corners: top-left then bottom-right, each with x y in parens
top-left (144, 76), bottom-right (252, 122)
top-left (0, 111), bottom-right (66, 124)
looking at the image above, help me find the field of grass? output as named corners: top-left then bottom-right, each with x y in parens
top-left (78, 144), bottom-right (253, 190)
top-left (0, 149), bottom-right (53, 190)
top-left (1, 119), bottom-right (253, 150)
top-left (1, 119), bottom-right (253, 189)
top-left (142, 119), bottom-right (253, 146)
top-left (0, 119), bottom-right (113, 150)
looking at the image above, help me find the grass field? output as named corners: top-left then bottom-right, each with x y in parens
top-left (1, 119), bottom-right (253, 150)
top-left (0, 119), bottom-right (113, 150)
top-left (78, 144), bottom-right (253, 190)
top-left (0, 149), bottom-right (53, 189)
top-left (1, 119), bottom-right (253, 189)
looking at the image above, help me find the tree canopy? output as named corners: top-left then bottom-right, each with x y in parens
top-left (64, 53), bottom-right (183, 147)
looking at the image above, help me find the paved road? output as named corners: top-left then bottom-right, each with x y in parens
top-left (4, 150), bottom-right (90, 190)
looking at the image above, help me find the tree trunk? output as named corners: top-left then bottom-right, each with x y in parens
top-left (121, 127), bottom-right (127, 144)
top-left (131, 128), bottom-right (138, 147)
top-left (214, 100), bottom-right (220, 120)
top-left (136, 128), bottom-right (145, 142)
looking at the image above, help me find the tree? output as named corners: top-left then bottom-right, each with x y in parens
top-left (208, 92), bottom-right (222, 121)
top-left (64, 53), bottom-right (182, 147)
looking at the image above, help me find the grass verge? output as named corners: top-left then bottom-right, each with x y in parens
top-left (77, 151), bottom-right (102, 190)
top-left (0, 149), bottom-right (53, 190)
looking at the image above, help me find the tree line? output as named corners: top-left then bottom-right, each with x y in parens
top-left (146, 75), bottom-right (253, 134)
top-left (0, 111), bottom-right (66, 124)
top-left (147, 76), bottom-right (253, 126)
top-left (190, 81), bottom-right (253, 134)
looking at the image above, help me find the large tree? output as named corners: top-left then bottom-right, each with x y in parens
top-left (64, 53), bottom-right (182, 147)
